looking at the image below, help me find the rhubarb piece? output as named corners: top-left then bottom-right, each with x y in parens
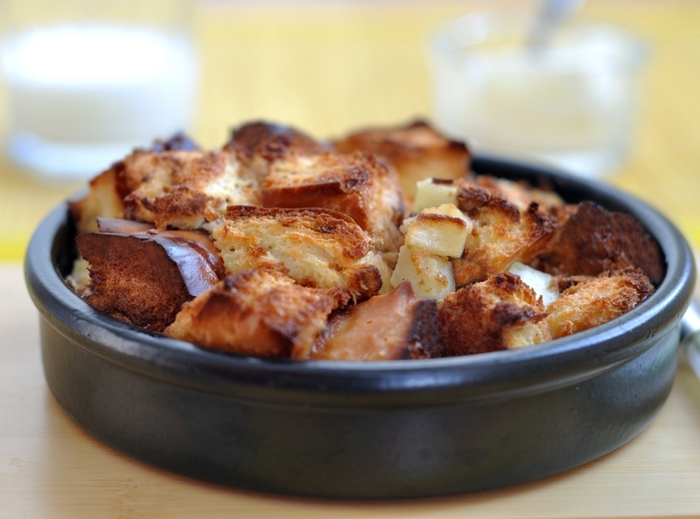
top-left (308, 282), bottom-right (444, 360)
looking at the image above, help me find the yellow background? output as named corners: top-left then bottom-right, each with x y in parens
top-left (1, 0), bottom-right (700, 260)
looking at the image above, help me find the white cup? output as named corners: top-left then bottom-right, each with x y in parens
top-left (0, 0), bottom-right (199, 182)
top-left (429, 12), bottom-right (648, 178)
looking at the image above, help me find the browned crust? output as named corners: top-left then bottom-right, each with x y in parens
top-left (437, 272), bottom-right (550, 355)
top-left (546, 268), bottom-right (654, 339)
top-left (121, 150), bottom-right (224, 193)
top-left (68, 167), bottom-right (127, 234)
top-left (94, 219), bottom-right (225, 281)
top-left (70, 144), bottom-right (259, 233)
top-left (263, 179), bottom-right (369, 229)
top-left (551, 274), bottom-right (596, 293)
top-left (120, 149), bottom-right (255, 228)
top-left (530, 201), bottom-right (665, 284)
top-left (407, 299), bottom-right (445, 359)
top-left (225, 121), bottom-right (331, 170)
top-left (260, 151), bottom-right (405, 253)
top-left (224, 205), bottom-right (372, 260)
top-left (474, 175), bottom-right (565, 213)
top-left (452, 180), bottom-right (555, 286)
top-left (334, 120), bottom-right (471, 198)
top-left (77, 231), bottom-right (222, 332)
top-left (215, 206), bottom-right (386, 300)
top-left (166, 268), bottom-right (349, 358)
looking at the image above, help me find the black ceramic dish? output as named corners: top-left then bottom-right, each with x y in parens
top-left (25, 157), bottom-right (696, 499)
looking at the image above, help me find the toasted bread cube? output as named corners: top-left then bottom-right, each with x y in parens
top-left (120, 149), bottom-right (260, 229)
top-left (76, 228), bottom-right (224, 332)
top-left (475, 175), bottom-right (565, 213)
top-left (334, 120), bottom-right (471, 199)
top-left (508, 262), bottom-right (559, 307)
top-left (67, 218), bottom-right (157, 292)
top-left (68, 132), bottom-right (205, 233)
top-left (530, 201), bottom-right (665, 285)
top-left (260, 151), bottom-right (405, 254)
top-left (545, 268), bottom-right (653, 339)
top-left (224, 121), bottom-right (331, 179)
top-left (412, 178), bottom-right (459, 213)
top-left (404, 205), bottom-right (471, 258)
top-left (309, 282), bottom-right (444, 360)
top-left (390, 245), bottom-right (455, 300)
top-left (437, 272), bottom-right (551, 355)
top-left (68, 168), bottom-right (125, 234)
top-left (166, 268), bottom-right (348, 358)
top-left (452, 180), bottom-right (555, 286)
top-left (210, 206), bottom-right (389, 301)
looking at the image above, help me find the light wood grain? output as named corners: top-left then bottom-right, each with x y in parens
top-left (2, 262), bottom-right (700, 518)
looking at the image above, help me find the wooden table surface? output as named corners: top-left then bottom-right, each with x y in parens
top-left (3, 264), bottom-right (700, 518)
top-left (2, 1), bottom-right (700, 517)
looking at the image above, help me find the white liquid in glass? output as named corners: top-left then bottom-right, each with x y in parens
top-left (432, 24), bottom-right (645, 178)
top-left (0, 24), bottom-right (198, 181)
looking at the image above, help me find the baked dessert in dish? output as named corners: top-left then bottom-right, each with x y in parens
top-left (67, 120), bottom-right (664, 360)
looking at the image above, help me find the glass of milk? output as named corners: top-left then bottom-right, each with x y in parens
top-left (429, 12), bottom-right (648, 178)
top-left (0, 0), bottom-right (199, 182)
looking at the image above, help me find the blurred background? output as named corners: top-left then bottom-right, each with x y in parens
top-left (0, 0), bottom-right (699, 261)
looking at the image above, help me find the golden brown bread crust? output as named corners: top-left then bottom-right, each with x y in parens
top-left (120, 149), bottom-right (260, 229)
top-left (210, 206), bottom-right (388, 300)
top-left (95, 218), bottom-right (225, 277)
top-left (334, 120), bottom-right (471, 199)
top-left (437, 272), bottom-right (551, 355)
top-left (69, 168), bottom-right (126, 234)
top-left (224, 121), bottom-right (332, 179)
top-left (530, 201), bottom-right (665, 284)
top-left (452, 180), bottom-right (555, 286)
top-left (474, 175), bottom-right (565, 213)
top-left (70, 147), bottom-right (261, 233)
top-left (68, 129), bottom-right (200, 233)
top-left (76, 228), bottom-right (223, 332)
top-left (166, 267), bottom-right (349, 358)
top-left (546, 268), bottom-right (653, 339)
top-left (309, 282), bottom-right (444, 360)
top-left (261, 151), bottom-right (405, 254)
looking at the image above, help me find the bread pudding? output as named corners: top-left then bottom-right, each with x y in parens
top-left (67, 120), bottom-right (664, 361)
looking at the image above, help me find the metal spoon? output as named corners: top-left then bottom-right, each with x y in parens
top-left (681, 298), bottom-right (700, 380)
top-left (528, 0), bottom-right (588, 52)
